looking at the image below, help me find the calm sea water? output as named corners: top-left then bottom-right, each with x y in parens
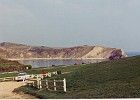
top-left (18, 59), bottom-right (106, 68)
top-left (126, 52), bottom-right (140, 57)
top-left (18, 52), bottom-right (140, 68)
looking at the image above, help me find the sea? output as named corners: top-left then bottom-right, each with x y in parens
top-left (126, 52), bottom-right (140, 57)
top-left (18, 52), bottom-right (140, 68)
top-left (18, 59), bottom-right (106, 68)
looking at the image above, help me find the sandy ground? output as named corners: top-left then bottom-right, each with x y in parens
top-left (0, 81), bottom-right (37, 99)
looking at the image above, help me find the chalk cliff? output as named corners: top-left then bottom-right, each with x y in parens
top-left (0, 42), bottom-right (127, 60)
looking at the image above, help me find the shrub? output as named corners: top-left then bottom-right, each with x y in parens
top-left (25, 65), bottom-right (32, 69)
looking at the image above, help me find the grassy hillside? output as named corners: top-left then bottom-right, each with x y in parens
top-left (0, 58), bottom-right (32, 71)
top-left (14, 56), bottom-right (140, 98)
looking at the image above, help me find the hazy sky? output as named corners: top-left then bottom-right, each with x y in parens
top-left (0, 0), bottom-right (140, 52)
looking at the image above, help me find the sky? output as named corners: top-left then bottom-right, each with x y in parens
top-left (0, 0), bottom-right (140, 52)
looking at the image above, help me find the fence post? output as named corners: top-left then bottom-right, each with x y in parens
top-left (48, 73), bottom-right (51, 77)
top-left (31, 74), bottom-right (34, 78)
top-left (37, 78), bottom-right (40, 89)
top-left (63, 78), bottom-right (67, 92)
top-left (23, 78), bottom-right (26, 85)
top-left (33, 81), bottom-right (35, 86)
top-left (54, 79), bottom-right (56, 91)
top-left (41, 75), bottom-right (44, 79)
top-left (46, 80), bottom-right (48, 89)
top-left (3, 78), bottom-right (5, 81)
top-left (13, 77), bottom-right (15, 81)
top-left (39, 80), bottom-right (42, 89)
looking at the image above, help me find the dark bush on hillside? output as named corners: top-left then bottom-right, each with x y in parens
top-left (25, 65), bottom-right (32, 69)
top-left (52, 65), bottom-right (55, 67)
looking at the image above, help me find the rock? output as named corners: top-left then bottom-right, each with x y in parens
top-left (109, 49), bottom-right (127, 60)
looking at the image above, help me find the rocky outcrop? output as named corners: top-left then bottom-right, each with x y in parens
top-left (0, 42), bottom-right (127, 60)
top-left (109, 49), bottom-right (127, 60)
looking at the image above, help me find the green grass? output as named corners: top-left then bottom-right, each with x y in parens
top-left (24, 65), bottom-right (84, 74)
top-left (12, 56), bottom-right (140, 98)
top-left (0, 73), bottom-right (18, 78)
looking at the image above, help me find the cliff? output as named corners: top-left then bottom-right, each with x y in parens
top-left (0, 42), bottom-right (127, 60)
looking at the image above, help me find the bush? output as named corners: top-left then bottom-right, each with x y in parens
top-left (25, 65), bottom-right (32, 69)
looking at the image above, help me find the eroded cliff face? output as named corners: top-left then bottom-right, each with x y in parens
top-left (0, 42), bottom-right (127, 59)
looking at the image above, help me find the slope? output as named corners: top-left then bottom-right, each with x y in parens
top-left (14, 56), bottom-right (140, 98)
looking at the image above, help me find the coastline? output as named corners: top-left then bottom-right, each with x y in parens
top-left (8, 57), bottom-right (106, 61)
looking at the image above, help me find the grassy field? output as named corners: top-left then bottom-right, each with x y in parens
top-left (8, 56), bottom-right (140, 98)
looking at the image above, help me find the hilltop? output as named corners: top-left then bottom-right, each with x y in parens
top-left (0, 42), bottom-right (127, 60)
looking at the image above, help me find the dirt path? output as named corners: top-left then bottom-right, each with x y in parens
top-left (0, 81), bottom-right (36, 99)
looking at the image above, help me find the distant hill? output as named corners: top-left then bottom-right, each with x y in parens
top-left (0, 42), bottom-right (127, 60)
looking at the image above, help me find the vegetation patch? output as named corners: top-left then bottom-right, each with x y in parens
top-left (0, 58), bottom-right (32, 71)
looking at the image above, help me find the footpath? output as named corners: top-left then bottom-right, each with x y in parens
top-left (0, 81), bottom-right (36, 99)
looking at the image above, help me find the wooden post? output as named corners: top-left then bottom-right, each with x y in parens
top-left (31, 74), bottom-right (34, 78)
top-left (41, 75), bottom-right (44, 79)
top-left (23, 78), bottom-right (26, 85)
top-left (37, 78), bottom-right (40, 89)
top-left (54, 79), bottom-right (56, 91)
top-left (63, 78), bottom-right (67, 92)
top-left (46, 80), bottom-right (49, 89)
top-left (13, 77), bottom-right (15, 81)
top-left (33, 81), bottom-right (35, 86)
top-left (39, 80), bottom-right (42, 89)
top-left (46, 73), bottom-right (48, 77)
top-left (48, 73), bottom-right (51, 77)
